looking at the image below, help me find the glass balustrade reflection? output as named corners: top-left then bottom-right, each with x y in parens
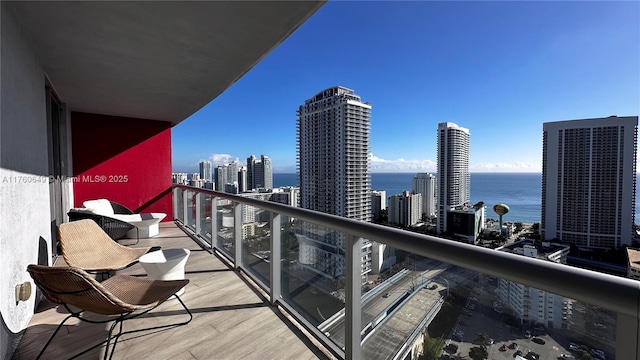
top-left (175, 189), bottom-right (184, 222)
top-left (359, 252), bottom-right (617, 360)
top-left (172, 187), bottom-right (626, 360)
top-left (185, 190), bottom-right (196, 231)
top-left (280, 219), bottom-right (347, 348)
top-left (241, 205), bottom-right (272, 286)
top-left (215, 198), bottom-right (235, 257)
top-left (197, 193), bottom-right (211, 245)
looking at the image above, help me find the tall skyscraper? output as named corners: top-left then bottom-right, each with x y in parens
top-left (199, 160), bottom-right (212, 182)
top-left (412, 173), bottom-right (436, 218)
top-left (261, 155), bottom-right (273, 190)
top-left (246, 154), bottom-right (273, 190)
top-left (541, 116), bottom-right (638, 248)
top-left (297, 86), bottom-right (372, 280)
top-left (238, 166), bottom-right (248, 193)
top-left (215, 165), bottom-right (226, 193)
top-left (437, 122), bottom-right (470, 234)
top-left (226, 161), bottom-right (239, 185)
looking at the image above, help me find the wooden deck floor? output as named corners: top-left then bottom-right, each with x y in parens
top-left (13, 223), bottom-right (330, 360)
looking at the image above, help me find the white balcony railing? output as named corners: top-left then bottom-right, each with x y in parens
top-left (173, 185), bottom-right (640, 360)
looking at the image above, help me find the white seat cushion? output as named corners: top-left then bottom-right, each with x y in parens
top-left (82, 199), bottom-right (114, 216)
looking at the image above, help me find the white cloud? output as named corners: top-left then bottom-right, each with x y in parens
top-left (369, 153), bottom-right (437, 173)
top-left (470, 161), bottom-right (541, 172)
top-left (368, 153), bottom-right (542, 173)
top-left (203, 154), bottom-right (240, 166)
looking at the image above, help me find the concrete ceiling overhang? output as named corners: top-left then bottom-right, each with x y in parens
top-left (6, 1), bottom-right (325, 125)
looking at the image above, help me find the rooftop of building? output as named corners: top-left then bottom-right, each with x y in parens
top-left (498, 239), bottom-right (569, 261)
top-left (627, 248), bottom-right (640, 270)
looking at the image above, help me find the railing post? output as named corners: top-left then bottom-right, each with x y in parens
top-left (195, 193), bottom-right (201, 235)
top-left (617, 312), bottom-right (640, 360)
top-left (211, 196), bottom-right (218, 249)
top-left (344, 234), bottom-right (362, 360)
top-left (270, 212), bottom-right (282, 305)
top-left (234, 201), bottom-right (242, 269)
top-left (172, 187), bottom-right (179, 221)
top-left (182, 189), bottom-right (188, 223)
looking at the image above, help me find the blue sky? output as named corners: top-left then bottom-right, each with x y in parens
top-left (172, 1), bottom-right (639, 174)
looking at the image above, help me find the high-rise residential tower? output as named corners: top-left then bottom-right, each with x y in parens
top-left (238, 166), bottom-right (248, 193)
top-left (199, 160), bottom-right (212, 182)
top-left (388, 191), bottom-right (422, 227)
top-left (412, 173), bottom-right (436, 219)
top-left (437, 122), bottom-right (470, 234)
top-left (297, 86), bottom-right (372, 280)
top-left (246, 154), bottom-right (273, 190)
top-left (215, 165), bottom-right (226, 193)
top-left (541, 116), bottom-right (638, 248)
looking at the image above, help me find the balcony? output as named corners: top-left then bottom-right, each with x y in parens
top-left (18, 185), bottom-right (628, 360)
top-left (13, 222), bottom-right (327, 360)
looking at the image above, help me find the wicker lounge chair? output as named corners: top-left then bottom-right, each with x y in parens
top-left (67, 208), bottom-right (137, 242)
top-left (27, 264), bottom-right (191, 360)
top-left (58, 219), bottom-right (156, 274)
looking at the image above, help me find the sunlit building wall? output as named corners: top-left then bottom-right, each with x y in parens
top-left (541, 116), bottom-right (638, 248)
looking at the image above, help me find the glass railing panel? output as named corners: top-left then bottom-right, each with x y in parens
top-left (175, 188), bottom-right (184, 222)
top-left (280, 219), bottom-right (347, 349)
top-left (241, 204), bottom-right (271, 286)
top-left (197, 193), bottom-right (211, 245)
top-left (360, 252), bottom-right (452, 360)
top-left (215, 197), bottom-right (235, 257)
top-left (359, 251), bottom-right (617, 360)
top-left (185, 190), bottom-right (196, 231)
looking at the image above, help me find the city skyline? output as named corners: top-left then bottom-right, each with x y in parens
top-left (172, 1), bottom-right (639, 174)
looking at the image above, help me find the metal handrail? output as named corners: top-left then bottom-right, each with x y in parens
top-left (175, 184), bottom-right (640, 319)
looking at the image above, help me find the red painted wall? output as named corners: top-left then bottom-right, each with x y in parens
top-left (71, 112), bottom-right (173, 219)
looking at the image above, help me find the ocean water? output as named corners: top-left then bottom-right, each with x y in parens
top-left (273, 173), bottom-right (640, 224)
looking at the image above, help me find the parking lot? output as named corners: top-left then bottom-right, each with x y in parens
top-left (441, 275), bottom-right (582, 360)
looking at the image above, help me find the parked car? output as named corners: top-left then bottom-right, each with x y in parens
top-left (514, 350), bottom-right (523, 358)
top-left (444, 343), bottom-right (459, 354)
top-left (509, 342), bottom-right (518, 349)
top-left (532, 338), bottom-right (546, 345)
top-left (525, 330), bottom-right (532, 338)
top-left (590, 348), bottom-right (606, 359)
top-left (526, 352), bottom-right (540, 360)
top-left (499, 344), bottom-right (508, 351)
top-left (569, 343), bottom-right (580, 351)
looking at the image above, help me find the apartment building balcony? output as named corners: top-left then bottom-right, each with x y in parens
top-left (3, 1), bottom-right (640, 359)
top-left (13, 222), bottom-right (327, 360)
top-left (1, 2), bottom-right (326, 359)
